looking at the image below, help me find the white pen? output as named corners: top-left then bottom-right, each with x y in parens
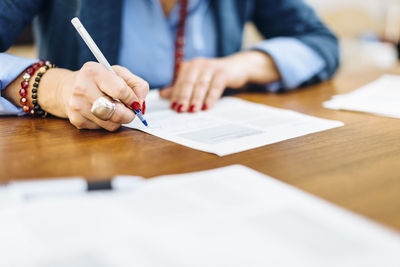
top-left (71, 17), bottom-right (148, 127)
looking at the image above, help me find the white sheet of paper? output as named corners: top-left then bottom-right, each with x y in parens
top-left (324, 75), bottom-right (400, 119)
top-left (124, 91), bottom-right (344, 156)
top-left (1, 165), bottom-right (400, 267)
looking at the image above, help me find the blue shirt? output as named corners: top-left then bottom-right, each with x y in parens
top-left (119, 0), bottom-right (218, 89)
top-left (0, 0), bottom-right (326, 115)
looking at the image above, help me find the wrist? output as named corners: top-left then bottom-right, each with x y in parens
top-left (218, 52), bottom-right (254, 88)
top-left (37, 68), bottom-right (74, 118)
top-left (225, 51), bottom-right (281, 86)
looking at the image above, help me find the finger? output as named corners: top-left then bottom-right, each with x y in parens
top-left (85, 113), bottom-right (122, 132)
top-left (81, 62), bottom-right (143, 110)
top-left (68, 110), bottom-right (101, 130)
top-left (171, 61), bottom-right (203, 113)
top-left (78, 100), bottom-right (122, 132)
top-left (72, 77), bottom-right (136, 125)
top-left (112, 65), bottom-right (150, 102)
top-left (203, 71), bottom-right (227, 110)
top-left (89, 98), bottom-right (135, 125)
top-left (108, 101), bottom-right (136, 124)
top-left (189, 68), bottom-right (214, 113)
top-left (159, 87), bottom-right (172, 99)
top-left (170, 63), bottom-right (191, 111)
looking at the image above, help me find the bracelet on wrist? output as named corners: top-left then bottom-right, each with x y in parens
top-left (31, 62), bottom-right (56, 117)
top-left (19, 60), bottom-right (56, 118)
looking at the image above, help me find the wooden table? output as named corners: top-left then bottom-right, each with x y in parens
top-left (1, 67), bottom-right (400, 232)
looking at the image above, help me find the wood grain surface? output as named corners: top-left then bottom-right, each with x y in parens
top-left (1, 67), bottom-right (400, 231)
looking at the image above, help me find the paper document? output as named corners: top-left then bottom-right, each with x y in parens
top-left (324, 75), bottom-right (400, 118)
top-left (124, 91), bottom-right (343, 156)
top-left (1, 165), bottom-right (400, 267)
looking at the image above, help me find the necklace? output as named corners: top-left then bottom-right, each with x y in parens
top-left (172, 0), bottom-right (189, 83)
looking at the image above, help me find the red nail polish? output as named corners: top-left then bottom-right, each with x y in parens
top-left (177, 104), bottom-right (184, 113)
top-left (171, 102), bottom-right (177, 110)
top-left (189, 105), bottom-right (195, 113)
top-left (142, 101), bottom-right (146, 115)
top-left (130, 101), bottom-right (141, 111)
top-left (201, 104), bottom-right (208, 111)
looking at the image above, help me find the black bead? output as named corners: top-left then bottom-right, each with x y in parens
top-left (37, 73), bottom-right (43, 77)
top-left (33, 83), bottom-right (38, 87)
top-left (45, 66), bottom-right (49, 70)
top-left (34, 105), bottom-right (40, 110)
top-left (32, 95), bottom-right (37, 99)
top-left (32, 100), bottom-right (38, 105)
top-left (32, 89), bottom-right (37, 93)
top-left (37, 110), bottom-right (44, 116)
top-left (35, 77), bottom-right (40, 82)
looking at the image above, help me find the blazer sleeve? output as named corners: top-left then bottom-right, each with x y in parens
top-left (0, 0), bottom-right (44, 51)
top-left (252, 0), bottom-right (340, 86)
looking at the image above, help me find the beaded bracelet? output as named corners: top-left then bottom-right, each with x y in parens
top-left (19, 60), bottom-right (46, 114)
top-left (31, 61), bottom-right (56, 118)
top-left (19, 60), bottom-right (55, 117)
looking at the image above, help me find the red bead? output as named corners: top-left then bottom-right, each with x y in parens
top-left (20, 97), bottom-right (28, 106)
top-left (175, 49), bottom-right (184, 59)
top-left (23, 105), bottom-right (30, 113)
top-left (32, 63), bottom-right (41, 70)
top-left (180, 1), bottom-right (188, 9)
top-left (179, 9), bottom-right (187, 18)
top-left (21, 80), bottom-right (29, 89)
top-left (19, 88), bottom-right (27, 97)
top-left (26, 67), bottom-right (35, 76)
top-left (178, 18), bottom-right (185, 26)
top-left (174, 61), bottom-right (181, 69)
top-left (177, 27), bottom-right (185, 37)
top-left (175, 61), bottom-right (183, 71)
top-left (176, 37), bottom-right (184, 48)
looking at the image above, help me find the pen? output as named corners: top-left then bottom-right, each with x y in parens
top-left (71, 17), bottom-right (148, 127)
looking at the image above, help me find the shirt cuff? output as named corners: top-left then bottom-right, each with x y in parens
top-left (0, 96), bottom-right (24, 116)
top-left (252, 37), bottom-right (326, 90)
top-left (0, 53), bottom-right (37, 116)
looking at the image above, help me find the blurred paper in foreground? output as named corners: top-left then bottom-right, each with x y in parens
top-left (1, 165), bottom-right (400, 267)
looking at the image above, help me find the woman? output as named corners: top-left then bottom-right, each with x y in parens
top-left (0, 0), bottom-right (339, 131)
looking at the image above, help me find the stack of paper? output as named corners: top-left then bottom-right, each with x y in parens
top-left (1, 165), bottom-right (400, 267)
top-left (125, 91), bottom-right (344, 156)
top-left (324, 75), bottom-right (400, 118)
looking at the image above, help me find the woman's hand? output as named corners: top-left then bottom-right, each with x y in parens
top-left (159, 51), bottom-right (281, 113)
top-left (42, 62), bottom-right (149, 131)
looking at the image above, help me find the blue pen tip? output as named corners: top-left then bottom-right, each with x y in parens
top-left (143, 120), bottom-right (148, 127)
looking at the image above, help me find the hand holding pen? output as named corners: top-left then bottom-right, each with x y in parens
top-left (71, 17), bottom-right (149, 128)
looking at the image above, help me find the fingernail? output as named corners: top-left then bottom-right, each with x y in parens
top-left (201, 104), bottom-right (208, 111)
top-left (130, 101), bottom-right (141, 111)
top-left (189, 105), bottom-right (195, 113)
top-left (142, 101), bottom-right (146, 115)
top-left (171, 102), bottom-right (177, 110)
top-left (177, 104), bottom-right (184, 113)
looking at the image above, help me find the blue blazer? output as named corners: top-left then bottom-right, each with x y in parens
top-left (0, 0), bottom-right (339, 87)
